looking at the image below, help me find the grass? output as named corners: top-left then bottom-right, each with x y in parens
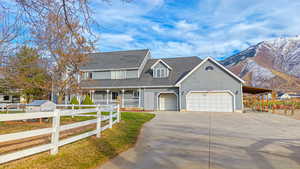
top-left (0, 112), bottom-right (155, 169)
top-left (0, 111), bottom-right (24, 114)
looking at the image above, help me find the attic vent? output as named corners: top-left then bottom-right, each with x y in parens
top-left (205, 66), bottom-right (214, 71)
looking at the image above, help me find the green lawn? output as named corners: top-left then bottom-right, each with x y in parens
top-left (0, 112), bottom-right (155, 169)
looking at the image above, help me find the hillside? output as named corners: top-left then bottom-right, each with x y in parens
top-left (222, 36), bottom-right (300, 91)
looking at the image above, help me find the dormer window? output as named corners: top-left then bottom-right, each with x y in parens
top-left (154, 68), bottom-right (167, 78)
top-left (151, 59), bottom-right (172, 78)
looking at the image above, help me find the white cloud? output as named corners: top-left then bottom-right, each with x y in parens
top-left (98, 33), bottom-right (134, 49)
top-left (93, 0), bottom-right (300, 59)
top-left (175, 20), bottom-right (198, 32)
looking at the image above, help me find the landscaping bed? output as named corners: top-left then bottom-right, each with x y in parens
top-left (0, 112), bottom-right (155, 169)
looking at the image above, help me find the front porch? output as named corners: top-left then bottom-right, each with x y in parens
top-left (87, 89), bottom-right (142, 109)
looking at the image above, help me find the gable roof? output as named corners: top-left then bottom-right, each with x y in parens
top-left (80, 56), bottom-right (202, 88)
top-left (150, 59), bottom-right (173, 70)
top-left (175, 57), bottom-right (245, 86)
top-left (80, 49), bottom-right (149, 71)
top-left (27, 100), bottom-right (51, 106)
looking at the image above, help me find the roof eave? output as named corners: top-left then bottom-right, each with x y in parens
top-left (175, 57), bottom-right (245, 86)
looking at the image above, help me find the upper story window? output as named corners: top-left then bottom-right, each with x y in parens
top-left (154, 68), bottom-right (168, 78)
top-left (151, 59), bottom-right (172, 78)
top-left (111, 71), bottom-right (126, 79)
top-left (205, 66), bottom-right (214, 71)
top-left (88, 72), bottom-right (93, 78)
top-left (82, 70), bottom-right (138, 80)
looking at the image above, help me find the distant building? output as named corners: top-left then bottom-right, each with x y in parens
top-left (0, 72), bottom-right (23, 103)
top-left (26, 100), bottom-right (56, 112)
top-left (278, 92), bottom-right (300, 100)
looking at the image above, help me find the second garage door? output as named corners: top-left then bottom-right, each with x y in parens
top-left (159, 93), bottom-right (177, 111)
top-left (187, 92), bottom-right (234, 112)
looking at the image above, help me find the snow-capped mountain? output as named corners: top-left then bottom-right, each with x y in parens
top-left (222, 36), bottom-right (300, 91)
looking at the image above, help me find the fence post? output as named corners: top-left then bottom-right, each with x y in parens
top-left (51, 109), bottom-right (60, 155)
top-left (72, 104), bottom-right (74, 118)
top-left (109, 106), bottom-right (113, 129)
top-left (117, 104), bottom-right (120, 123)
top-left (96, 105), bottom-right (102, 138)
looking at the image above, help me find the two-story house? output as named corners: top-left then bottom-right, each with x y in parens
top-left (77, 49), bottom-right (244, 112)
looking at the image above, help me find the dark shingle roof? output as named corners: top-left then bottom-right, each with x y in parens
top-left (80, 49), bottom-right (149, 71)
top-left (80, 56), bottom-right (202, 88)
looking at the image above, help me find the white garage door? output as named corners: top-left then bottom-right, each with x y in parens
top-left (159, 93), bottom-right (177, 111)
top-left (187, 92), bottom-right (234, 112)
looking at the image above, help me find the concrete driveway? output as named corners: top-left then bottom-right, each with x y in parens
top-left (98, 111), bottom-right (300, 169)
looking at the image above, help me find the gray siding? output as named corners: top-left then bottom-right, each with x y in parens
top-left (143, 88), bottom-right (179, 110)
top-left (179, 60), bottom-right (243, 111)
top-left (126, 70), bottom-right (139, 78)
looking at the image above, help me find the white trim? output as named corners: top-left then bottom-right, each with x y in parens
top-left (240, 83), bottom-right (244, 111)
top-left (185, 90), bottom-right (236, 112)
top-left (138, 49), bottom-right (150, 78)
top-left (81, 85), bottom-right (175, 89)
top-left (178, 85), bottom-right (182, 110)
top-left (175, 57), bottom-right (245, 86)
top-left (157, 92), bottom-right (178, 111)
top-left (80, 67), bottom-right (139, 72)
top-left (151, 59), bottom-right (173, 70)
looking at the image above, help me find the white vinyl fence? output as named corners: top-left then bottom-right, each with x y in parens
top-left (0, 103), bottom-right (25, 112)
top-left (0, 104), bottom-right (120, 164)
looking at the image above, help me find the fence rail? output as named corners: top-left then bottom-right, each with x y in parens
top-left (0, 103), bottom-right (25, 112)
top-left (0, 104), bottom-right (120, 164)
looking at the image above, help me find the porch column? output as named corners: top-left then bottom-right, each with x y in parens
top-left (106, 90), bottom-right (110, 104)
top-left (266, 93), bottom-right (269, 112)
top-left (138, 88), bottom-right (141, 108)
top-left (90, 90), bottom-right (95, 102)
top-left (122, 89), bottom-right (125, 108)
top-left (77, 93), bottom-right (81, 104)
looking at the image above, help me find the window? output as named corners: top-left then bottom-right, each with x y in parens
top-left (111, 71), bottom-right (126, 79)
top-left (160, 69), bottom-right (165, 77)
top-left (83, 72), bottom-right (92, 79)
top-left (156, 69), bottom-right (161, 77)
top-left (133, 91), bottom-right (139, 97)
top-left (205, 66), bottom-right (214, 71)
top-left (93, 71), bottom-right (110, 79)
top-left (154, 68), bottom-right (168, 78)
top-left (4, 95), bottom-right (9, 101)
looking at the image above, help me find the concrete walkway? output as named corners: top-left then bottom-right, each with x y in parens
top-left (98, 111), bottom-right (300, 169)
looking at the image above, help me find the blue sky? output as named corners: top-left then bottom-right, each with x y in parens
top-left (91, 0), bottom-right (300, 60)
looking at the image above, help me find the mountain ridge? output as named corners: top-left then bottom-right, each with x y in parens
top-left (222, 36), bottom-right (300, 91)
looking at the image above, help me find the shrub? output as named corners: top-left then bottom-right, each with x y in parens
top-left (82, 95), bottom-right (94, 105)
top-left (70, 96), bottom-right (79, 109)
top-left (82, 95), bottom-right (94, 109)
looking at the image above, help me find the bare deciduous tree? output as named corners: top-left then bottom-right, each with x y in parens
top-left (0, 2), bottom-right (21, 65)
top-left (1, 0), bottom-right (131, 103)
